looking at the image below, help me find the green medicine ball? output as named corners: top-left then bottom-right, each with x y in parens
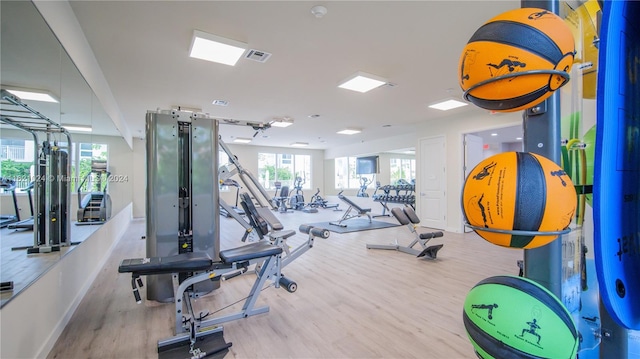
top-left (462, 275), bottom-right (578, 358)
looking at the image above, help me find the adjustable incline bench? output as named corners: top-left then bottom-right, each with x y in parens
top-left (330, 192), bottom-right (372, 227)
top-left (240, 192), bottom-right (295, 242)
top-left (222, 192), bottom-right (315, 289)
top-left (366, 206), bottom-right (444, 259)
top-left (118, 221), bottom-right (329, 358)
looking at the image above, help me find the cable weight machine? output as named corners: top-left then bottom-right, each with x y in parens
top-left (1, 89), bottom-right (73, 253)
top-left (145, 110), bottom-right (220, 302)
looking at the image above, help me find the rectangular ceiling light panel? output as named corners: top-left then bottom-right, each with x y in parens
top-left (337, 129), bottom-right (361, 135)
top-left (189, 30), bottom-right (247, 66)
top-left (63, 125), bottom-right (92, 132)
top-left (338, 71), bottom-right (387, 93)
top-left (271, 120), bottom-right (293, 128)
top-left (5, 89), bottom-right (59, 103)
top-left (233, 137), bottom-right (252, 144)
top-left (429, 99), bottom-right (468, 111)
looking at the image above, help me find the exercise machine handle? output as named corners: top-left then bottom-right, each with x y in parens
top-left (298, 224), bottom-right (330, 239)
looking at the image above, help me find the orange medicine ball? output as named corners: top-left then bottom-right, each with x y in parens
top-left (462, 152), bottom-right (577, 249)
top-left (458, 8), bottom-right (575, 112)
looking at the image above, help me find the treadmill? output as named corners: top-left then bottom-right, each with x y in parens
top-left (7, 181), bottom-right (34, 230)
top-left (0, 177), bottom-right (20, 228)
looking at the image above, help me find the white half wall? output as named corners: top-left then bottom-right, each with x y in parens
top-left (0, 204), bottom-right (132, 359)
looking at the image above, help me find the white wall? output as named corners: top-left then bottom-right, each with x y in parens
top-left (0, 204), bottom-right (132, 359)
top-left (414, 111), bottom-right (521, 232)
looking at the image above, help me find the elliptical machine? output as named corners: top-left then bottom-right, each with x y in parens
top-left (309, 188), bottom-right (341, 211)
top-left (356, 177), bottom-right (371, 197)
top-left (289, 177), bottom-right (317, 213)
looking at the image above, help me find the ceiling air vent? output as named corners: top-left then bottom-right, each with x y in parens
top-left (212, 100), bottom-right (229, 106)
top-left (245, 49), bottom-right (271, 63)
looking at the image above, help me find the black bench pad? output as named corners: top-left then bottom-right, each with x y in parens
top-left (118, 242), bottom-right (282, 276)
top-left (119, 252), bottom-right (214, 275)
top-left (220, 241), bottom-right (282, 263)
top-left (338, 195), bottom-right (371, 213)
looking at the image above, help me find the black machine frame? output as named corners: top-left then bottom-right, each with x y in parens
top-left (1, 89), bottom-right (73, 253)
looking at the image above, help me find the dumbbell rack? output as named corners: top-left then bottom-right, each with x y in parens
top-left (372, 184), bottom-right (415, 217)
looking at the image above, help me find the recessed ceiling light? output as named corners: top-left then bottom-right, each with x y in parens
top-left (337, 128), bottom-right (361, 135)
top-left (291, 142), bottom-right (309, 147)
top-left (428, 99), bottom-right (468, 111)
top-left (516, 137), bottom-right (523, 140)
top-left (233, 137), bottom-right (252, 144)
top-left (338, 71), bottom-right (387, 93)
top-left (189, 30), bottom-right (247, 66)
top-left (5, 88), bottom-right (59, 103)
top-left (63, 125), bottom-right (92, 132)
top-left (491, 133), bottom-right (498, 137)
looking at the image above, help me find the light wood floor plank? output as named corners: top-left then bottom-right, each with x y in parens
top-left (47, 208), bottom-right (522, 359)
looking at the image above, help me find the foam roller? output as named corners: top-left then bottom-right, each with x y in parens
top-left (298, 224), bottom-right (313, 234)
top-left (310, 227), bottom-right (330, 239)
top-left (279, 276), bottom-right (297, 293)
top-left (419, 231), bottom-right (444, 240)
top-left (299, 224), bottom-right (330, 238)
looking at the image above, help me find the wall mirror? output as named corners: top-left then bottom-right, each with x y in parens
top-left (0, 1), bottom-right (130, 307)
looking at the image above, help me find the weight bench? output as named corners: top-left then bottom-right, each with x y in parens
top-left (224, 192), bottom-right (309, 282)
top-left (118, 224), bottom-right (329, 358)
top-left (366, 206), bottom-right (444, 259)
top-left (240, 192), bottom-right (296, 244)
top-left (242, 193), bottom-right (328, 268)
top-left (330, 193), bottom-right (372, 227)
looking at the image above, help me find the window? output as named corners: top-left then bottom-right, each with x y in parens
top-left (0, 137), bottom-right (109, 192)
top-left (0, 138), bottom-right (34, 189)
top-left (1, 138), bottom-right (27, 162)
top-left (258, 152), bottom-right (311, 189)
top-left (335, 156), bottom-right (375, 189)
top-left (390, 158), bottom-right (415, 185)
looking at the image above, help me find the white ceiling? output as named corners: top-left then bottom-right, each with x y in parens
top-left (66, 1), bottom-right (521, 150)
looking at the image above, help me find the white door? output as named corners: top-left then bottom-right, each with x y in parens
top-left (419, 136), bottom-right (446, 229)
top-left (463, 134), bottom-right (484, 232)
